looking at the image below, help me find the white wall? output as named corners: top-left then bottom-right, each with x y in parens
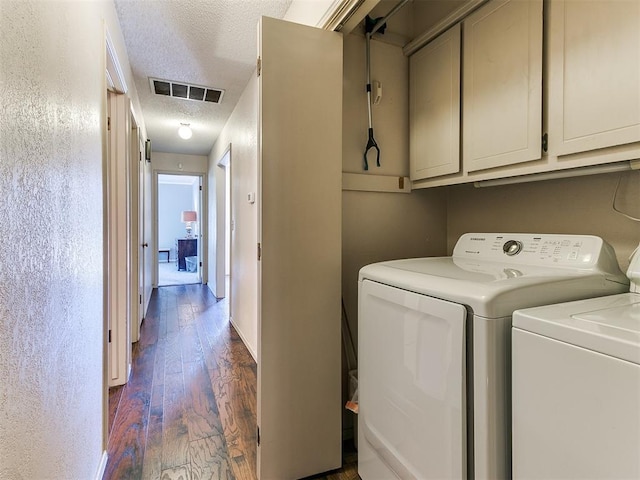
top-left (0, 1), bottom-right (142, 478)
top-left (152, 151), bottom-right (208, 174)
top-left (208, 75), bottom-right (259, 359)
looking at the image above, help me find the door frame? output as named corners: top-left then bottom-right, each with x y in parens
top-left (215, 144), bottom-right (232, 300)
top-left (106, 90), bottom-right (132, 390)
top-left (153, 170), bottom-right (206, 287)
top-left (129, 116), bottom-right (146, 343)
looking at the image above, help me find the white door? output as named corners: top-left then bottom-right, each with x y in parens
top-left (257, 16), bottom-right (343, 480)
top-left (197, 176), bottom-right (203, 282)
top-left (137, 134), bottom-right (145, 333)
top-left (462, 0), bottom-right (543, 173)
top-left (358, 279), bottom-right (467, 480)
top-left (142, 145), bottom-right (153, 304)
top-left (410, 23), bottom-right (461, 181)
top-left (547, 0), bottom-right (640, 157)
top-left (215, 147), bottom-right (231, 300)
top-left (129, 121), bottom-right (143, 343)
top-left (107, 91), bottom-right (131, 386)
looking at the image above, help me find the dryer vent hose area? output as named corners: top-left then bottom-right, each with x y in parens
top-left (341, 297), bottom-right (357, 370)
top-left (342, 297), bottom-right (358, 414)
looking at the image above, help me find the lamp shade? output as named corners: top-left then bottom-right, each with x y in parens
top-left (181, 210), bottom-right (197, 222)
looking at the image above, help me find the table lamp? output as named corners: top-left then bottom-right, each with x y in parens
top-left (181, 210), bottom-right (197, 238)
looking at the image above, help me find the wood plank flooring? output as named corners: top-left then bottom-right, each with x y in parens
top-left (105, 284), bottom-right (357, 480)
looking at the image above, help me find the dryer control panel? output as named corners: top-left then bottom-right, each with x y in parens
top-left (453, 233), bottom-right (615, 269)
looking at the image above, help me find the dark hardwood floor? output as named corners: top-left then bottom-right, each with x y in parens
top-left (105, 284), bottom-right (358, 480)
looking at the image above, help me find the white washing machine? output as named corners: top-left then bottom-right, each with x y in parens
top-left (358, 233), bottom-right (629, 480)
top-left (512, 245), bottom-right (640, 479)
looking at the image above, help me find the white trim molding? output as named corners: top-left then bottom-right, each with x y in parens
top-left (94, 451), bottom-right (108, 480)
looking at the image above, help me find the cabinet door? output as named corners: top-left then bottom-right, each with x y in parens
top-left (463, 0), bottom-right (542, 173)
top-left (410, 24), bottom-right (461, 181)
top-left (547, 0), bottom-right (640, 157)
top-left (258, 16), bottom-right (342, 480)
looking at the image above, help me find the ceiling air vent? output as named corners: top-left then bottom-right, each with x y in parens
top-left (149, 78), bottom-right (225, 104)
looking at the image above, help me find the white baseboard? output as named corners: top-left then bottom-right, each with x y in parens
top-left (230, 316), bottom-right (257, 362)
top-left (95, 451), bottom-right (108, 480)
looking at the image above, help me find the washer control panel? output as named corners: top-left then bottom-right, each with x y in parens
top-left (453, 233), bottom-right (607, 267)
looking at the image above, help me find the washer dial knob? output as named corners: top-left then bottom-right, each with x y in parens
top-left (503, 240), bottom-right (523, 256)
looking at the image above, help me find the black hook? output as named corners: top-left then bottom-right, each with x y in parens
top-left (363, 128), bottom-right (380, 171)
top-left (365, 15), bottom-right (387, 35)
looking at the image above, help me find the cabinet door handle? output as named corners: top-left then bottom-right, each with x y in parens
top-left (142, 243), bottom-right (149, 248)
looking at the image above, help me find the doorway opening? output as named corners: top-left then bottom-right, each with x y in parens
top-left (157, 173), bottom-right (202, 286)
top-left (216, 146), bottom-right (232, 300)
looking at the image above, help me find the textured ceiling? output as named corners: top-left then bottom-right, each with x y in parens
top-left (115, 0), bottom-right (293, 156)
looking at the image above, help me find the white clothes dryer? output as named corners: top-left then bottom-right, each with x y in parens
top-left (512, 245), bottom-right (640, 479)
top-left (358, 233), bottom-right (629, 480)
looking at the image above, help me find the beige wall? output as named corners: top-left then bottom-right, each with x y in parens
top-left (343, 34), bottom-right (409, 175)
top-left (340, 31), bottom-right (448, 440)
top-left (208, 75), bottom-right (259, 360)
top-left (447, 170), bottom-right (640, 271)
top-left (0, 0), bottom-right (143, 478)
top-left (342, 32), bottom-right (449, 343)
top-left (342, 189), bottom-right (448, 335)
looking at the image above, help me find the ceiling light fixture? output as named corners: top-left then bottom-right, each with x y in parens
top-left (178, 123), bottom-right (192, 140)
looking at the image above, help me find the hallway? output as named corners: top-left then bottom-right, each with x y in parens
top-left (105, 285), bottom-right (256, 479)
top-left (105, 285), bottom-right (357, 480)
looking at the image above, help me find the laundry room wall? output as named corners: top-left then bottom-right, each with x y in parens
top-left (447, 171), bottom-right (640, 271)
top-left (341, 30), bottom-right (448, 359)
top-left (340, 26), bottom-right (448, 442)
top-left (353, 0), bottom-right (640, 273)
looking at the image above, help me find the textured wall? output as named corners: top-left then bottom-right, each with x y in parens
top-left (0, 1), bottom-right (106, 478)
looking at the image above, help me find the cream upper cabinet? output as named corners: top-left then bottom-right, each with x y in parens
top-left (547, 0), bottom-right (640, 157)
top-left (462, 0), bottom-right (543, 173)
top-left (410, 24), bottom-right (461, 181)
